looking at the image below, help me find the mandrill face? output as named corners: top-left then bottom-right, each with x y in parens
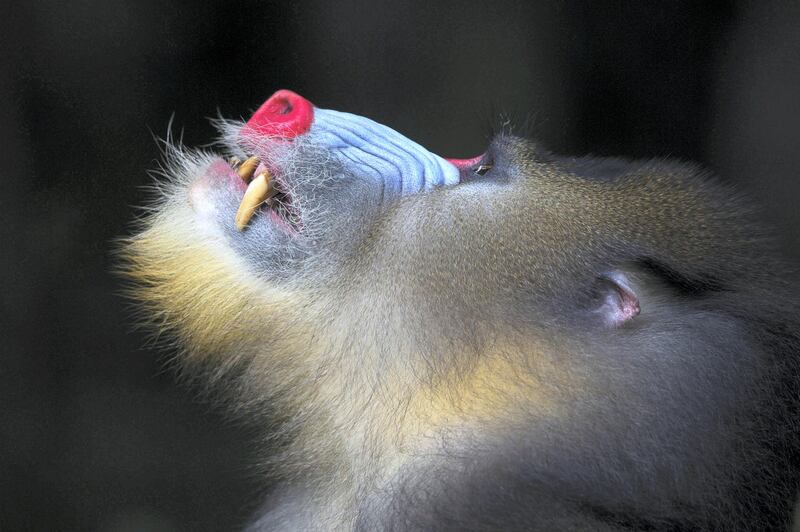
top-left (123, 90), bottom-right (800, 530)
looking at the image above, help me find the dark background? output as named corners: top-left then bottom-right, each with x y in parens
top-left (2, 1), bottom-right (800, 530)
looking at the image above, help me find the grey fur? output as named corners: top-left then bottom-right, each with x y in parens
top-left (123, 118), bottom-right (800, 531)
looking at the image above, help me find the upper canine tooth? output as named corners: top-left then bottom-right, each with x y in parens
top-left (235, 171), bottom-right (273, 231)
top-left (237, 156), bottom-right (260, 183)
top-left (229, 156), bottom-right (242, 167)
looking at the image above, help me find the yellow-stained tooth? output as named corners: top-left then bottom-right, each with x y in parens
top-left (235, 171), bottom-right (272, 231)
top-left (237, 156), bottom-right (260, 183)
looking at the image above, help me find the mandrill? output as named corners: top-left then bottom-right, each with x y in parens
top-left (122, 90), bottom-right (800, 531)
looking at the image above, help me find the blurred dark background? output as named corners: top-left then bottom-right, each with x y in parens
top-left (2, 1), bottom-right (799, 530)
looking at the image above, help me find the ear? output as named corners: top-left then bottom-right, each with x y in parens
top-left (593, 271), bottom-right (640, 328)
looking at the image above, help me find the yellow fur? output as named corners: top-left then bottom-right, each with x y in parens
top-left (120, 206), bottom-right (305, 363)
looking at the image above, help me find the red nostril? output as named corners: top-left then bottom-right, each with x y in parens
top-left (245, 89), bottom-right (314, 139)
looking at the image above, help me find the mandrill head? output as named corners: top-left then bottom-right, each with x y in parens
top-left (122, 90), bottom-right (800, 530)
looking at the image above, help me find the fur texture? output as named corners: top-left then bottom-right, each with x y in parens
top-left (121, 113), bottom-right (800, 531)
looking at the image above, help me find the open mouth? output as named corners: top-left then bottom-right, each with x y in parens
top-left (207, 89), bottom-right (488, 235)
top-left (230, 155), bottom-right (300, 233)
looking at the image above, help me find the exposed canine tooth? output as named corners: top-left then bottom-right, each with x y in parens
top-left (235, 171), bottom-right (272, 231)
top-left (229, 156), bottom-right (241, 167)
top-left (237, 156), bottom-right (260, 183)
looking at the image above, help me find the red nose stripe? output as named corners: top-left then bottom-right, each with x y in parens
top-left (245, 89), bottom-right (315, 138)
top-left (446, 155), bottom-right (484, 170)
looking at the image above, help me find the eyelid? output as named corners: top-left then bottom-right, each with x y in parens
top-left (475, 164), bottom-right (493, 176)
top-left (474, 147), bottom-right (497, 175)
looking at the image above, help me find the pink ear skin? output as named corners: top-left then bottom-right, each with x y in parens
top-left (596, 272), bottom-right (641, 328)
